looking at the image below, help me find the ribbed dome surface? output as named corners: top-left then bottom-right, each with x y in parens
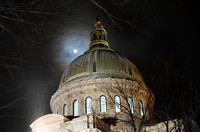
top-left (60, 49), bottom-right (144, 87)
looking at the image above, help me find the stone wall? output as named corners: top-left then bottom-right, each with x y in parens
top-left (64, 115), bottom-right (110, 132)
top-left (30, 114), bottom-right (184, 132)
top-left (50, 78), bottom-right (154, 127)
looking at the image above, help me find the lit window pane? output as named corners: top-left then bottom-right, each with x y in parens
top-left (128, 97), bottom-right (134, 114)
top-left (100, 96), bottom-right (107, 112)
top-left (73, 100), bottom-right (78, 116)
top-left (140, 100), bottom-right (145, 116)
top-left (86, 97), bottom-right (92, 114)
top-left (63, 104), bottom-right (67, 116)
top-left (115, 96), bottom-right (121, 112)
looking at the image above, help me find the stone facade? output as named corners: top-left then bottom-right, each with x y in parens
top-left (50, 78), bottom-right (154, 125)
top-left (30, 114), bottom-right (184, 132)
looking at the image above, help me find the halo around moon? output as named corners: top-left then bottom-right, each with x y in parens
top-left (73, 49), bottom-right (77, 53)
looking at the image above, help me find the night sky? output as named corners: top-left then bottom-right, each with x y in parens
top-left (0, 0), bottom-right (200, 131)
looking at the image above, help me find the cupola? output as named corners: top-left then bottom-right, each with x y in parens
top-left (89, 21), bottom-right (110, 51)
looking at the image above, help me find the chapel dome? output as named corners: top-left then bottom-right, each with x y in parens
top-left (59, 21), bottom-right (144, 87)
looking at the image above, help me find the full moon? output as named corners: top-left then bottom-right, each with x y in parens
top-left (73, 49), bottom-right (77, 53)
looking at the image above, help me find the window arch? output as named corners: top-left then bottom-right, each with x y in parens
top-left (73, 100), bottom-right (78, 116)
top-left (93, 33), bottom-right (97, 40)
top-left (85, 97), bottom-right (92, 114)
top-left (104, 35), bottom-right (106, 40)
top-left (128, 97), bottom-right (134, 114)
top-left (63, 104), bottom-right (67, 116)
top-left (149, 107), bottom-right (151, 119)
top-left (100, 95), bottom-right (107, 112)
top-left (115, 96), bottom-right (121, 112)
top-left (140, 100), bottom-right (145, 116)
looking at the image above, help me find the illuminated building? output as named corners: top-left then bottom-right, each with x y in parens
top-left (30, 21), bottom-right (183, 132)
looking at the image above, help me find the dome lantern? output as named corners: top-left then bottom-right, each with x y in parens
top-left (89, 21), bottom-right (110, 51)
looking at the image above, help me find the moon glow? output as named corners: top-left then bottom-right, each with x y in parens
top-left (73, 49), bottom-right (78, 53)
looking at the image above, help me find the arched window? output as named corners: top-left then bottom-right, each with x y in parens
top-left (100, 95), bottom-right (107, 112)
top-left (73, 100), bottom-right (78, 116)
top-left (56, 110), bottom-right (58, 114)
top-left (115, 96), bottom-right (121, 112)
top-left (86, 97), bottom-right (92, 114)
top-left (93, 33), bottom-right (97, 40)
top-left (104, 35), bottom-right (106, 40)
top-left (140, 100), bottom-right (145, 116)
top-left (128, 97), bottom-right (134, 114)
top-left (149, 108), bottom-right (151, 119)
top-left (63, 104), bottom-right (67, 116)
